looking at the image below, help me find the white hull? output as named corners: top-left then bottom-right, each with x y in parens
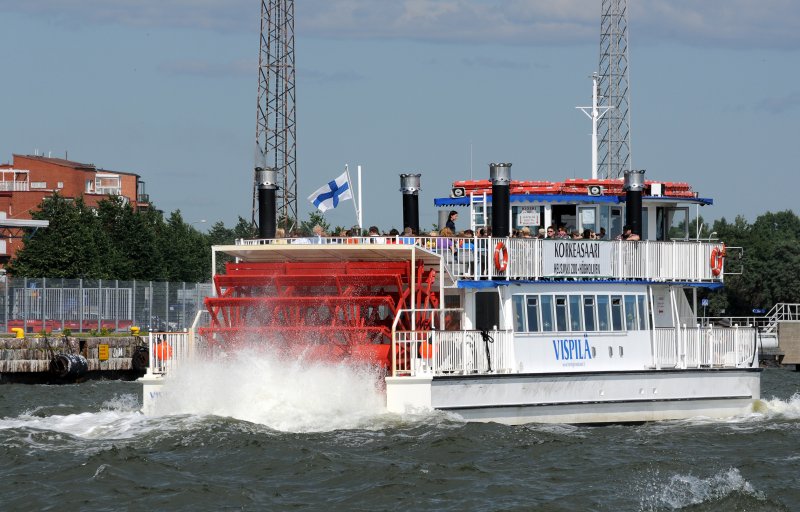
top-left (386, 369), bottom-right (761, 424)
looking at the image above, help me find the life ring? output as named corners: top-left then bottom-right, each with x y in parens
top-left (710, 244), bottom-right (726, 276)
top-left (493, 242), bottom-right (509, 272)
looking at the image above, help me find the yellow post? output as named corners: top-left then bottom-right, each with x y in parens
top-left (11, 328), bottom-right (24, 339)
top-left (130, 326), bottom-right (140, 336)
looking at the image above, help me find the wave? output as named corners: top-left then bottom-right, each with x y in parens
top-left (638, 467), bottom-right (768, 510)
top-left (149, 349), bottom-right (418, 433)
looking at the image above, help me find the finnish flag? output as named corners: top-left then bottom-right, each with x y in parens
top-left (308, 172), bottom-right (353, 212)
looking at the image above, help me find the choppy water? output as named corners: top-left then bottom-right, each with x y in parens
top-left (1, 356), bottom-right (799, 511)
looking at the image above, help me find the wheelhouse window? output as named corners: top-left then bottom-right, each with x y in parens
top-left (526, 296), bottom-right (539, 332)
top-left (597, 295), bottom-right (610, 331)
top-left (540, 295), bottom-right (554, 332)
top-left (555, 296), bottom-right (568, 331)
top-left (569, 295), bottom-right (582, 331)
top-left (583, 296), bottom-right (596, 331)
top-left (624, 295), bottom-right (638, 330)
top-left (512, 292), bottom-right (649, 334)
top-left (611, 296), bottom-right (623, 331)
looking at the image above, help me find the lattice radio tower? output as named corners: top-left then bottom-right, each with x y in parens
top-left (597, 0), bottom-right (631, 179)
top-left (253, 0), bottom-right (297, 230)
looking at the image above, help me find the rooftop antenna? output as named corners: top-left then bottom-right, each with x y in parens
top-left (597, 0), bottom-right (631, 179)
top-left (253, 0), bottom-right (297, 232)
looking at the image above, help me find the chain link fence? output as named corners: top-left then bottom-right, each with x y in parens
top-left (0, 276), bottom-right (212, 334)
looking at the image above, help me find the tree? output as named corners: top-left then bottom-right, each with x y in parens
top-left (9, 194), bottom-right (114, 278)
top-left (298, 211), bottom-right (330, 236)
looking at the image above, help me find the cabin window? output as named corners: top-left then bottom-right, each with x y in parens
top-left (512, 295), bottom-right (525, 332)
top-left (583, 296), bottom-right (596, 331)
top-left (540, 295), bottom-right (554, 332)
top-left (624, 295), bottom-right (638, 330)
top-left (555, 296), bottom-right (568, 331)
top-left (569, 295), bottom-right (582, 331)
top-left (597, 295), bottom-right (610, 331)
top-left (526, 296), bottom-right (540, 332)
top-left (611, 295), bottom-right (623, 331)
top-left (637, 295), bottom-right (648, 330)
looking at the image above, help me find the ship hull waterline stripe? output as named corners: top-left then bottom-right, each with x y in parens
top-left (435, 394), bottom-right (754, 412)
top-left (430, 367), bottom-right (762, 381)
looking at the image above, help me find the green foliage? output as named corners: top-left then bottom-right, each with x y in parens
top-left (711, 210), bottom-right (800, 315)
top-left (298, 211), bottom-right (330, 236)
top-left (7, 193), bottom-right (256, 283)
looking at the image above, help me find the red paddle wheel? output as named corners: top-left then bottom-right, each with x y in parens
top-left (199, 259), bottom-right (439, 369)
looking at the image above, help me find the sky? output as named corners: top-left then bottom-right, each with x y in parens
top-left (1, 0), bottom-right (798, 233)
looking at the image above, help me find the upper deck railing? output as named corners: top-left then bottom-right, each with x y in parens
top-left (236, 236), bottom-right (726, 284)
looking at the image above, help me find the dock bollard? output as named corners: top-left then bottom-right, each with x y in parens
top-left (130, 326), bottom-right (140, 336)
top-left (11, 328), bottom-right (24, 339)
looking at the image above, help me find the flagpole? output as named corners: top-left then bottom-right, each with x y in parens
top-left (344, 163), bottom-right (361, 232)
top-left (357, 165), bottom-right (363, 232)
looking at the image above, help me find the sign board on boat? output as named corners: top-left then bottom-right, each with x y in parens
top-left (517, 207), bottom-right (540, 226)
top-left (542, 240), bottom-right (612, 278)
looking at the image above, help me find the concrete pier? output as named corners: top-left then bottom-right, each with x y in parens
top-left (0, 336), bottom-right (147, 383)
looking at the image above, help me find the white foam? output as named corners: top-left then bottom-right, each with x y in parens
top-left (638, 467), bottom-right (764, 510)
top-left (0, 393), bottom-right (154, 441)
top-left (753, 392), bottom-right (800, 420)
top-left (151, 349), bottom-right (392, 433)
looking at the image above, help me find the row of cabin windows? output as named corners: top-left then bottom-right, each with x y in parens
top-left (512, 294), bottom-right (649, 333)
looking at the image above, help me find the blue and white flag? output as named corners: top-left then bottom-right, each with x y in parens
top-left (308, 172), bottom-right (353, 212)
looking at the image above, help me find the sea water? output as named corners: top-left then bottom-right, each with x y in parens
top-left (1, 356), bottom-right (799, 511)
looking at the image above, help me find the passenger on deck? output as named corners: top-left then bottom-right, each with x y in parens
top-left (616, 225), bottom-right (640, 241)
top-left (598, 227), bottom-right (607, 240)
top-left (446, 210), bottom-right (458, 232)
top-left (400, 227), bottom-right (415, 244)
top-left (521, 227), bottom-right (533, 238)
top-left (556, 225), bottom-right (570, 239)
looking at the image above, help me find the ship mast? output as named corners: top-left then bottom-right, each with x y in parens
top-left (577, 74), bottom-right (613, 180)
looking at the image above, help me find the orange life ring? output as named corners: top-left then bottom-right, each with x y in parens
top-left (494, 242), bottom-right (509, 272)
top-left (154, 341), bottom-right (173, 360)
top-left (710, 244), bottom-right (726, 276)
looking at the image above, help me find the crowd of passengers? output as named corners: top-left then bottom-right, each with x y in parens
top-left (270, 223), bottom-right (641, 243)
top-left (270, 209), bottom-right (640, 242)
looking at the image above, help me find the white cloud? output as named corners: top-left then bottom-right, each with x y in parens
top-left (1, 0), bottom-right (798, 48)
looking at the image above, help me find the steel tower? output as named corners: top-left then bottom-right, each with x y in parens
top-left (254, 0), bottom-right (297, 230)
top-left (597, 0), bottom-right (631, 179)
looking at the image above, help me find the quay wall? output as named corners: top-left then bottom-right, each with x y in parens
top-left (779, 323), bottom-right (800, 366)
top-left (0, 336), bottom-right (146, 381)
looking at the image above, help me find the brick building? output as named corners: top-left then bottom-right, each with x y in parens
top-left (0, 154), bottom-right (150, 262)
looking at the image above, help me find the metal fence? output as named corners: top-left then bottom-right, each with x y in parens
top-left (0, 277), bottom-right (212, 334)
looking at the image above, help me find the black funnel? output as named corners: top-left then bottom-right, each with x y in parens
top-left (256, 167), bottom-right (278, 239)
top-left (624, 170), bottom-right (645, 237)
top-left (400, 173), bottom-right (421, 234)
top-left (490, 163), bottom-right (512, 237)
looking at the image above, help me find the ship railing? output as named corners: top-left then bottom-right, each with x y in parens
top-left (146, 310), bottom-right (206, 375)
top-left (653, 325), bottom-right (757, 369)
top-left (392, 328), bottom-right (514, 378)
top-left (146, 330), bottom-right (191, 376)
top-left (236, 237), bottom-right (725, 282)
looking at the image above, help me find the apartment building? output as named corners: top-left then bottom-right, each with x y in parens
top-left (0, 154), bottom-right (149, 262)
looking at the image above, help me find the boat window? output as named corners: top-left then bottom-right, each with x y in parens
top-left (624, 295), bottom-right (637, 330)
top-left (611, 296), bottom-right (623, 330)
top-left (555, 296), bottom-right (568, 331)
top-left (637, 295), bottom-right (648, 330)
top-left (583, 296), bottom-right (596, 331)
top-left (569, 295), bottom-right (582, 331)
top-left (597, 295), bottom-right (610, 331)
top-left (540, 295), bottom-right (554, 332)
top-left (512, 295), bottom-right (525, 332)
top-left (526, 296), bottom-right (540, 332)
